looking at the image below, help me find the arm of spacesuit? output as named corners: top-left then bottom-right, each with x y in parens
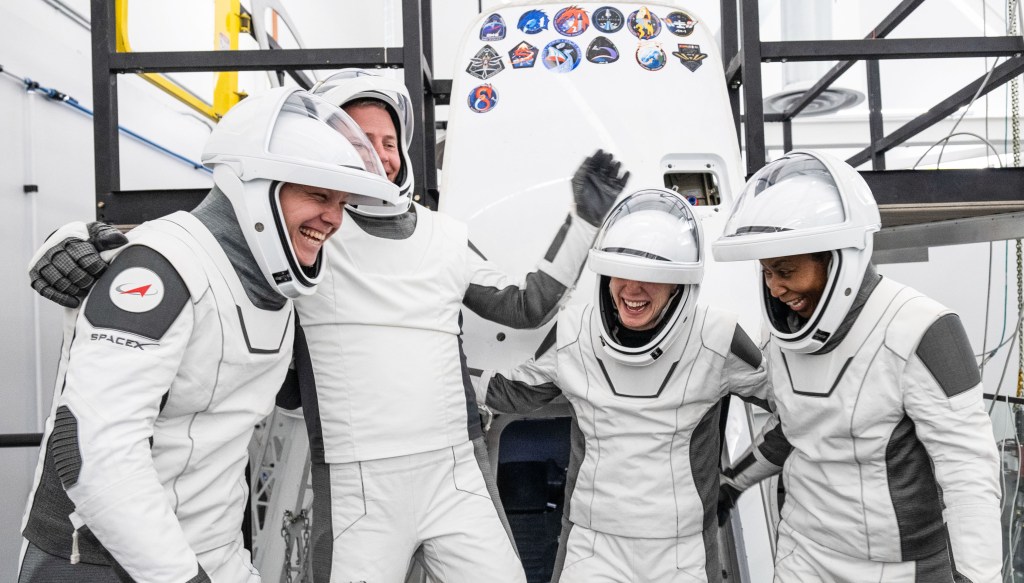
top-left (722, 413), bottom-right (791, 492)
top-left (54, 246), bottom-right (209, 582)
top-left (902, 314), bottom-right (1001, 583)
top-left (461, 150), bottom-right (628, 329)
top-left (476, 326), bottom-right (564, 415)
top-left (721, 324), bottom-right (772, 410)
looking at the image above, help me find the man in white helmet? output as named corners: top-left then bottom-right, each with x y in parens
top-left (712, 150), bottom-right (1001, 582)
top-left (18, 87), bottom-right (399, 583)
top-left (27, 70), bottom-right (628, 583)
top-left (474, 188), bottom-right (771, 583)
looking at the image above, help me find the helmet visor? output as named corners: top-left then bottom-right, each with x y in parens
top-left (268, 92), bottom-right (388, 179)
top-left (722, 153), bottom-right (845, 239)
top-left (589, 189), bottom-right (703, 284)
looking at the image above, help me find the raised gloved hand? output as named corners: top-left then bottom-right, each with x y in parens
top-left (571, 149), bottom-right (630, 227)
top-left (717, 482), bottom-right (742, 528)
top-left (28, 221), bottom-right (128, 308)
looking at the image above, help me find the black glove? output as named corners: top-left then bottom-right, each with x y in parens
top-left (571, 149), bottom-right (630, 227)
top-left (717, 482), bottom-right (742, 527)
top-left (29, 221), bottom-right (128, 308)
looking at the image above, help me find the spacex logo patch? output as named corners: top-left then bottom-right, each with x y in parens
top-left (109, 267), bottom-right (164, 313)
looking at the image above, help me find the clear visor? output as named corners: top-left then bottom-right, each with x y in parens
top-left (722, 153), bottom-right (845, 238)
top-left (595, 189), bottom-right (700, 262)
top-left (589, 189), bottom-right (703, 285)
top-left (268, 92), bottom-right (388, 179)
top-left (311, 71), bottom-right (414, 143)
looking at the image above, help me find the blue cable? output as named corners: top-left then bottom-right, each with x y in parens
top-left (21, 75), bottom-right (212, 174)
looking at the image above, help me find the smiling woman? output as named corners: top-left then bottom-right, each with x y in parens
top-left (759, 251), bottom-right (830, 321)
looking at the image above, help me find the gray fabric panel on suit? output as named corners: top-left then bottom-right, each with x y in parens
top-left (347, 205), bottom-right (418, 240)
top-left (543, 215), bottom-right (573, 263)
top-left (916, 313), bottom-right (982, 398)
top-left (183, 564), bottom-right (211, 583)
top-left (51, 406), bottom-right (82, 489)
top-left (729, 325), bottom-right (763, 370)
top-left (472, 436), bottom-right (519, 556)
top-left (83, 245), bottom-right (190, 341)
top-left (691, 403), bottom-right (724, 581)
top-left (457, 313), bottom-right (484, 441)
top-left (23, 430), bottom-right (110, 566)
top-left (758, 422), bottom-right (793, 467)
top-left (18, 542), bottom-right (120, 583)
top-left (310, 462), bottom-right (334, 583)
top-left (886, 415), bottom-right (947, 560)
top-left (914, 545), bottom-right (955, 583)
top-left (191, 187), bottom-right (285, 311)
top-left (816, 264), bottom-right (881, 355)
top-left (464, 271), bottom-right (567, 330)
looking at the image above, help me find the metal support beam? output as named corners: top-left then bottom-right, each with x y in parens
top-left (761, 36), bottom-right (1024, 62)
top-left (847, 55), bottom-right (1024, 167)
top-left (721, 0), bottom-right (741, 143)
top-left (866, 60), bottom-right (885, 170)
top-left (92, 0), bottom-right (120, 202)
top-left (781, 0), bottom-right (926, 120)
top-left (110, 48), bottom-right (404, 73)
top-left (740, 0), bottom-right (766, 175)
top-left (403, 0), bottom-right (438, 209)
top-left (98, 189), bottom-right (209, 225)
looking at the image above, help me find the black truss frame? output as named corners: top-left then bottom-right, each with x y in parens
top-left (92, 1), bottom-right (1024, 227)
top-left (90, 0), bottom-right (449, 221)
top-left (724, 0), bottom-right (1024, 227)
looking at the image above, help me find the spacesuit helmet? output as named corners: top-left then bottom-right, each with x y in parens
top-left (311, 69), bottom-right (415, 216)
top-left (588, 188), bottom-right (704, 366)
top-left (712, 150), bottom-right (880, 353)
top-left (202, 86), bottom-right (400, 299)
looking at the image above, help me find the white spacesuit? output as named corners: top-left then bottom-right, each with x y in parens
top-left (279, 71), bottom-right (630, 583)
top-left (476, 189), bottom-right (770, 583)
top-left (713, 150), bottom-right (1002, 583)
top-left (18, 88), bottom-right (398, 583)
top-left (25, 70), bottom-right (628, 583)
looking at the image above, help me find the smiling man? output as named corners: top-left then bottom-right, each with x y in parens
top-left (17, 87), bottom-right (398, 583)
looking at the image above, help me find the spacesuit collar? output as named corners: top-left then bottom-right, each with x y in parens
top-left (347, 202), bottom-right (418, 240)
top-left (814, 263), bottom-right (881, 355)
top-left (191, 187), bottom-right (287, 310)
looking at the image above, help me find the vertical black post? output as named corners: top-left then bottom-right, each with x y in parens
top-left (721, 0), bottom-right (742, 144)
top-left (866, 59), bottom-right (886, 170)
top-left (782, 119), bottom-right (792, 154)
top-left (740, 0), bottom-right (766, 176)
top-left (421, 0), bottom-right (439, 204)
top-left (402, 0), bottom-right (436, 209)
top-left (91, 0), bottom-right (119, 220)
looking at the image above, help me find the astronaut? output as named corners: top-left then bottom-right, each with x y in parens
top-left (476, 188), bottom-right (770, 583)
top-left (29, 70), bottom-right (629, 583)
top-left (18, 87), bottom-right (399, 583)
top-left (712, 150), bottom-right (1001, 583)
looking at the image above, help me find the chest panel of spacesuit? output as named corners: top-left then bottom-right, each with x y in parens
top-left (771, 280), bottom-right (915, 464)
top-left (144, 214), bottom-right (293, 422)
top-left (297, 205), bottom-right (467, 335)
top-left (769, 279), bottom-right (942, 561)
top-left (555, 305), bottom-right (729, 537)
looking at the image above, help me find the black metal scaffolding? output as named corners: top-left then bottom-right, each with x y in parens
top-left (90, 0), bottom-right (1024, 231)
top-left (723, 0), bottom-right (1024, 230)
top-left (89, 0), bottom-right (445, 223)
